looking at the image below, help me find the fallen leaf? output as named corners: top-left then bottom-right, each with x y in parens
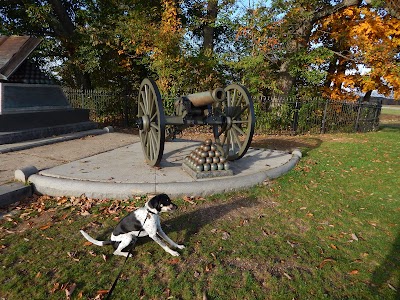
top-left (205, 263), bottom-right (215, 272)
top-left (96, 290), bottom-right (109, 295)
top-left (67, 252), bottom-right (80, 262)
top-left (65, 283), bottom-right (77, 300)
top-left (318, 258), bottom-right (336, 268)
top-left (239, 219), bottom-right (249, 226)
top-left (283, 272), bottom-right (292, 280)
top-left (330, 244), bottom-right (338, 250)
top-left (168, 258), bottom-right (180, 265)
top-left (350, 233), bottom-right (359, 241)
top-left (221, 231), bottom-right (230, 240)
top-left (84, 241), bottom-right (93, 246)
top-left (183, 196), bottom-right (195, 205)
top-left (348, 270), bottom-right (359, 275)
top-left (40, 224), bottom-right (51, 230)
top-left (51, 282), bottom-right (60, 294)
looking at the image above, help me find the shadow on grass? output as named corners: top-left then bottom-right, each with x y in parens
top-left (379, 124), bottom-right (400, 131)
top-left (91, 196), bottom-right (259, 251)
top-left (251, 137), bottom-right (322, 157)
top-left (164, 196), bottom-right (260, 242)
top-left (371, 231), bottom-right (400, 299)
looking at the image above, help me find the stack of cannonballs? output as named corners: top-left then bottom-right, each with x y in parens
top-left (184, 139), bottom-right (230, 172)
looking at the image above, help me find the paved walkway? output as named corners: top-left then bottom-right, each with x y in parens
top-left (1, 132), bottom-right (301, 199)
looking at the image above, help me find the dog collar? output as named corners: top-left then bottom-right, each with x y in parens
top-left (147, 209), bottom-right (157, 215)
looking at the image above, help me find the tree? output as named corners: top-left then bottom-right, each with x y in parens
top-left (314, 6), bottom-right (400, 100)
top-left (0, 0), bottom-right (97, 88)
top-left (234, 0), bottom-right (400, 100)
top-left (0, 0), bottom-right (168, 90)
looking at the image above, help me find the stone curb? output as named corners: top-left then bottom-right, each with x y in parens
top-left (28, 150), bottom-right (301, 199)
top-left (0, 182), bottom-right (33, 207)
top-left (0, 126), bottom-right (113, 154)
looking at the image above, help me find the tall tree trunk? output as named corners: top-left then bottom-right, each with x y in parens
top-left (202, 0), bottom-right (218, 56)
top-left (363, 90), bottom-right (372, 102)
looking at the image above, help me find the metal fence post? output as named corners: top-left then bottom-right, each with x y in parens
top-left (292, 101), bottom-right (300, 135)
top-left (321, 99), bottom-right (329, 133)
top-left (355, 102), bottom-right (362, 132)
top-left (373, 100), bottom-right (382, 130)
top-left (81, 89), bottom-right (84, 108)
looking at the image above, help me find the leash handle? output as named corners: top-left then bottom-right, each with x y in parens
top-left (105, 213), bottom-right (150, 300)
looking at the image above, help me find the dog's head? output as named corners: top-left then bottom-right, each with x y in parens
top-left (147, 193), bottom-right (177, 213)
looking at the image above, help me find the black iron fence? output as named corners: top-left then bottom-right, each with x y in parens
top-left (63, 88), bottom-right (137, 127)
top-left (63, 88), bottom-right (381, 134)
top-left (255, 97), bottom-right (382, 134)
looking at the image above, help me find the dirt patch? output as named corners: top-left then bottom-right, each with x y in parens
top-left (380, 114), bottom-right (400, 127)
top-left (226, 256), bottom-right (314, 284)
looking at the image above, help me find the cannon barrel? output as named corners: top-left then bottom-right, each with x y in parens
top-left (185, 88), bottom-right (226, 107)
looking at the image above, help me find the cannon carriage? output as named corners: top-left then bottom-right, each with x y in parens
top-left (136, 78), bottom-right (255, 166)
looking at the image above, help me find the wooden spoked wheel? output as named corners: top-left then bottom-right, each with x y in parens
top-left (213, 84), bottom-right (255, 160)
top-left (137, 78), bottom-right (166, 166)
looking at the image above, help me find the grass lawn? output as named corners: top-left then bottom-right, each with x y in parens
top-left (381, 106), bottom-right (400, 116)
top-left (0, 127), bottom-right (399, 299)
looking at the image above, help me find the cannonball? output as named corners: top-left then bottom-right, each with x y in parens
top-left (203, 163), bottom-right (211, 171)
top-left (215, 150), bottom-right (221, 157)
top-left (208, 151), bottom-right (215, 157)
top-left (201, 151), bottom-right (208, 158)
top-left (219, 156), bottom-right (226, 163)
top-left (224, 162), bottom-right (230, 170)
top-left (217, 163), bottom-right (224, 170)
top-left (196, 164), bottom-right (204, 172)
top-left (210, 163), bottom-right (218, 171)
top-left (213, 157), bottom-right (220, 164)
top-left (198, 157), bottom-right (206, 164)
top-left (210, 144), bottom-right (217, 151)
top-left (206, 157), bottom-right (213, 164)
top-left (202, 145), bottom-right (211, 152)
top-left (205, 139), bottom-right (212, 145)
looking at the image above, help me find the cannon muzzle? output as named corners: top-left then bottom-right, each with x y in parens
top-left (186, 88), bottom-right (226, 107)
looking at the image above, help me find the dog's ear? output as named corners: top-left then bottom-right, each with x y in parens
top-left (148, 194), bottom-right (170, 212)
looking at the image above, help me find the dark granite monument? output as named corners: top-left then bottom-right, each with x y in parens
top-left (0, 35), bottom-right (96, 144)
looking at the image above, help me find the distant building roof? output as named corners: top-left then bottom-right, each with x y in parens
top-left (0, 35), bottom-right (41, 80)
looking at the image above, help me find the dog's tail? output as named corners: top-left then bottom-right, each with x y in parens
top-left (80, 230), bottom-right (112, 246)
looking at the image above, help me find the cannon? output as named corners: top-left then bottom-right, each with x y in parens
top-left (136, 78), bottom-right (255, 166)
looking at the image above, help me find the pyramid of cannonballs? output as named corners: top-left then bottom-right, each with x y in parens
top-left (184, 139), bottom-right (230, 172)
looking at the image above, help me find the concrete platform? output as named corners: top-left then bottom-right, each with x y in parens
top-left (27, 139), bottom-right (301, 199)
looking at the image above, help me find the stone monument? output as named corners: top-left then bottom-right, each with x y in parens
top-left (0, 35), bottom-right (96, 144)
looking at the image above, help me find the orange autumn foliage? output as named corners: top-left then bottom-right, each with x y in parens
top-left (314, 7), bottom-right (400, 100)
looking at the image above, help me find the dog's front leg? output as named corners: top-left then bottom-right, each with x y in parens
top-left (149, 234), bottom-right (180, 256)
top-left (157, 228), bottom-right (185, 250)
